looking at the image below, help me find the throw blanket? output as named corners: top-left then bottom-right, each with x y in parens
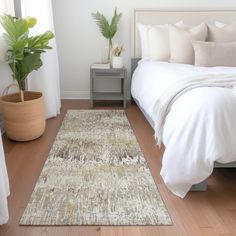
top-left (153, 73), bottom-right (236, 147)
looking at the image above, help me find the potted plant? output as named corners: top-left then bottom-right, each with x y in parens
top-left (0, 14), bottom-right (54, 141)
top-left (111, 44), bottom-right (124, 68)
top-left (92, 8), bottom-right (122, 62)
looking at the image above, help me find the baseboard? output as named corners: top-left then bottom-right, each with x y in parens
top-left (61, 91), bottom-right (90, 99)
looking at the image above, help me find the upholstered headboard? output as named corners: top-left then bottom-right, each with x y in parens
top-left (133, 9), bottom-right (236, 58)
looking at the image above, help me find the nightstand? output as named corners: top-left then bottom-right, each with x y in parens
top-left (90, 67), bottom-right (127, 108)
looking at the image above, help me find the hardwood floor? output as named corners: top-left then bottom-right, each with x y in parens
top-left (1, 100), bottom-right (236, 236)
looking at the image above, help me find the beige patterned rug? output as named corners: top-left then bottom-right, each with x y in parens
top-left (20, 110), bottom-right (172, 225)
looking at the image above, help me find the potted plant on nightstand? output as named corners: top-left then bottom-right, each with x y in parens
top-left (0, 14), bottom-right (54, 141)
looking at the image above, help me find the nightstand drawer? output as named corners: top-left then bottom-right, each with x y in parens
top-left (93, 71), bottom-right (125, 78)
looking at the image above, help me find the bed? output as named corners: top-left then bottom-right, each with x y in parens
top-left (131, 9), bottom-right (236, 198)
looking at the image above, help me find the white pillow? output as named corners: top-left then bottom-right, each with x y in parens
top-left (169, 23), bottom-right (207, 64)
top-left (137, 24), bottom-right (150, 59)
top-left (137, 21), bottom-right (183, 60)
top-left (193, 41), bottom-right (236, 67)
top-left (147, 25), bottom-right (169, 61)
top-left (177, 21), bottom-right (216, 29)
top-left (174, 22), bottom-right (194, 30)
top-left (207, 23), bottom-right (236, 42)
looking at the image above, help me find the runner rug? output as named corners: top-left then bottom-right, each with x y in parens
top-left (20, 110), bottom-right (172, 225)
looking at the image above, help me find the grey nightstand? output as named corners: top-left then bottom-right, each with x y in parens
top-left (90, 67), bottom-right (127, 108)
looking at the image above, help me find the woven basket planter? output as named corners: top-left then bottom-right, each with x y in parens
top-left (0, 91), bottom-right (45, 141)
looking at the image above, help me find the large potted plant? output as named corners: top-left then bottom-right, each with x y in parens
top-left (0, 14), bottom-right (54, 141)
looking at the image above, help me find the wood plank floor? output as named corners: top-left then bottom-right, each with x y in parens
top-left (1, 100), bottom-right (236, 236)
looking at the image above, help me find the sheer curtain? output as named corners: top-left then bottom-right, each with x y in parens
top-left (0, 0), bottom-right (13, 226)
top-left (21, 0), bottom-right (61, 118)
top-left (0, 135), bottom-right (9, 225)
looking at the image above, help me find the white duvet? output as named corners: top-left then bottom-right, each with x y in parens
top-left (131, 60), bottom-right (236, 198)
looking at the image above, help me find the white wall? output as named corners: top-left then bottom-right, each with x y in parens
top-left (51, 0), bottom-right (236, 99)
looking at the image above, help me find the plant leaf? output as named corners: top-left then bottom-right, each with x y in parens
top-left (26, 17), bottom-right (37, 28)
top-left (109, 8), bottom-right (122, 38)
top-left (19, 53), bottom-right (42, 80)
top-left (91, 8), bottom-right (122, 43)
top-left (0, 14), bottom-right (54, 88)
top-left (28, 31), bottom-right (54, 49)
top-left (91, 11), bottom-right (111, 39)
top-left (0, 14), bottom-right (28, 44)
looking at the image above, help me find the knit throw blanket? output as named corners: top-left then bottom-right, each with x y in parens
top-left (153, 73), bottom-right (236, 147)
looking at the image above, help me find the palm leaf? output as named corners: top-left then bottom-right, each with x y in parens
top-left (91, 12), bottom-right (111, 39)
top-left (110, 8), bottom-right (122, 38)
top-left (91, 8), bottom-right (122, 41)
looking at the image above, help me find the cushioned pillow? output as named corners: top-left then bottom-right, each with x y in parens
top-left (193, 41), bottom-right (236, 67)
top-left (178, 21), bottom-right (217, 29)
top-left (137, 24), bottom-right (150, 59)
top-left (169, 23), bottom-right (207, 64)
top-left (137, 21), bottom-right (184, 60)
top-left (147, 25), bottom-right (169, 61)
top-left (207, 23), bottom-right (236, 42)
top-left (147, 21), bottom-right (186, 61)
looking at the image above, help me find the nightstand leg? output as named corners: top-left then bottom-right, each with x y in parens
top-left (90, 69), bottom-right (94, 108)
top-left (121, 79), bottom-right (124, 94)
top-left (123, 71), bottom-right (127, 109)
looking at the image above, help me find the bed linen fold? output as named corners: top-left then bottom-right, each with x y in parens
top-left (153, 73), bottom-right (236, 146)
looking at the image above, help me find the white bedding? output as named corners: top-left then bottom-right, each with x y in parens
top-left (131, 60), bottom-right (236, 198)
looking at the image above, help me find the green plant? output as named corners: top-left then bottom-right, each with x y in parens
top-left (0, 14), bottom-right (54, 101)
top-left (92, 8), bottom-right (122, 61)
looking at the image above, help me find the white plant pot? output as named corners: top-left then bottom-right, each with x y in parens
top-left (112, 56), bottom-right (123, 68)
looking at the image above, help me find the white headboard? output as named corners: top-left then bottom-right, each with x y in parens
top-left (133, 9), bottom-right (236, 57)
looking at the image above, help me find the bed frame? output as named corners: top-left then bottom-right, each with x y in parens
top-left (131, 9), bottom-right (236, 191)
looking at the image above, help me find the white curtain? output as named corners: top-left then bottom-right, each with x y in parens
top-left (0, 132), bottom-right (9, 225)
top-left (0, 0), bottom-right (14, 15)
top-left (21, 0), bottom-right (61, 119)
top-left (0, 0), bottom-right (13, 225)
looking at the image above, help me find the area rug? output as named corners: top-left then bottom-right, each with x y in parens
top-left (20, 110), bottom-right (172, 225)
